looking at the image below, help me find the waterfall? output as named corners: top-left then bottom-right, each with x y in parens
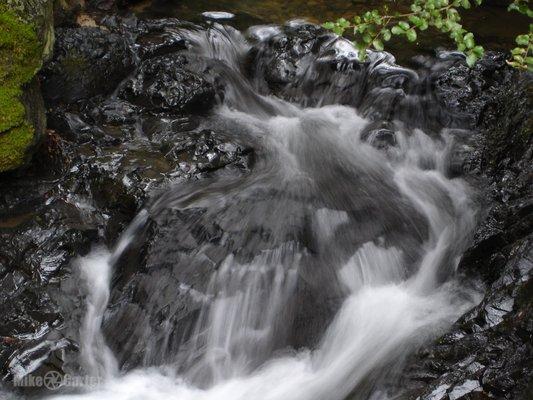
top-left (77, 248), bottom-right (117, 379)
top-left (48, 22), bottom-right (481, 400)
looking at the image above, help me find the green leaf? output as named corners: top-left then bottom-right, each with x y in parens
top-left (511, 47), bottom-right (526, 55)
top-left (516, 34), bottom-right (530, 46)
top-left (409, 15), bottom-right (423, 27)
top-left (406, 29), bottom-right (418, 42)
top-left (464, 33), bottom-right (475, 49)
top-left (355, 41), bottom-right (367, 61)
top-left (373, 39), bottom-right (384, 51)
top-left (322, 22), bottom-right (335, 30)
top-left (398, 21), bottom-right (410, 30)
top-left (461, 0), bottom-right (471, 9)
top-left (337, 18), bottom-right (350, 28)
top-left (391, 25), bottom-right (404, 35)
top-left (472, 45), bottom-right (484, 57)
top-left (382, 29), bottom-right (392, 41)
top-left (466, 53), bottom-right (477, 67)
top-left (447, 8), bottom-right (460, 22)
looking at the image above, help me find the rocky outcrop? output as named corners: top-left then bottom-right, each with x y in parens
top-left (0, 17), bottom-right (251, 393)
top-left (397, 55), bottom-right (532, 400)
top-left (0, 0), bottom-right (54, 173)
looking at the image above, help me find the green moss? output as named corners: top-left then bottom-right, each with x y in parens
top-left (0, 122), bottom-right (34, 171)
top-left (0, 7), bottom-right (42, 88)
top-left (0, 87), bottom-right (26, 132)
top-left (0, 5), bottom-right (44, 172)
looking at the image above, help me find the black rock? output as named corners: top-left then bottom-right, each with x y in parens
top-left (120, 53), bottom-right (219, 114)
top-left (41, 27), bottom-right (135, 104)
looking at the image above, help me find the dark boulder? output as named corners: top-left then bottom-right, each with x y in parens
top-left (100, 128), bottom-right (255, 368)
top-left (434, 52), bottom-right (515, 130)
top-left (0, 177), bottom-right (99, 390)
top-left (119, 53), bottom-right (219, 114)
top-left (41, 27), bottom-right (135, 105)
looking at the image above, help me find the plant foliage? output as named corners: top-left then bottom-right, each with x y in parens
top-left (323, 0), bottom-right (532, 70)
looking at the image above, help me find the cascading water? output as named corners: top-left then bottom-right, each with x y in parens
top-left (77, 248), bottom-right (117, 380)
top-left (47, 21), bottom-right (482, 400)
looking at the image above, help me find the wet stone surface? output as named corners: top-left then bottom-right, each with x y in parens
top-left (0, 16), bottom-right (253, 392)
top-left (395, 54), bottom-right (532, 400)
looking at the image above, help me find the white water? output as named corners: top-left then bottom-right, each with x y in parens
top-left (47, 23), bottom-right (481, 400)
top-left (77, 249), bottom-right (117, 379)
top-left (49, 105), bottom-right (480, 400)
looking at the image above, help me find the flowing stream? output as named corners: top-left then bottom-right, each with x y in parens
top-left (48, 22), bottom-right (481, 400)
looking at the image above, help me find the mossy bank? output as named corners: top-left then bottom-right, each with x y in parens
top-left (0, 0), bottom-right (53, 173)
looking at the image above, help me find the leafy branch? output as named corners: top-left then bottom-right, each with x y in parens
top-left (323, 0), bottom-right (532, 71)
top-left (507, 0), bottom-right (533, 70)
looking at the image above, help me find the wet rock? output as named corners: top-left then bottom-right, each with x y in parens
top-left (246, 22), bottom-right (360, 104)
top-left (246, 22), bottom-right (466, 132)
top-left (202, 11), bottom-right (235, 21)
top-left (434, 52), bottom-right (511, 130)
top-left (47, 107), bottom-right (107, 142)
top-left (396, 55), bottom-right (532, 400)
top-left (100, 129), bottom-right (255, 368)
top-left (142, 115), bottom-right (200, 143)
top-left (87, 99), bottom-right (140, 126)
top-left (399, 241), bottom-right (532, 399)
top-left (120, 54), bottom-right (218, 113)
top-left (41, 27), bottom-right (135, 104)
top-left (136, 25), bottom-right (187, 59)
top-left (361, 128), bottom-right (397, 149)
top-left (247, 22), bottom-right (328, 88)
top-left (0, 186), bottom-right (100, 387)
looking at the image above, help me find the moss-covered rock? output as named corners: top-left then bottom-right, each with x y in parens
top-left (0, 1), bottom-right (53, 173)
top-left (0, 122), bottom-right (34, 171)
top-left (3, 0), bottom-right (54, 61)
